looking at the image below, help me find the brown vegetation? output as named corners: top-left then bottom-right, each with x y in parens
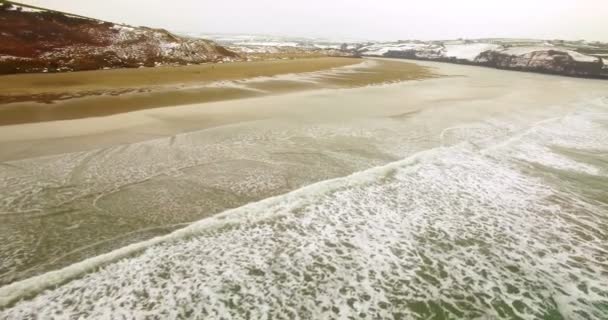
top-left (0, 3), bottom-right (238, 74)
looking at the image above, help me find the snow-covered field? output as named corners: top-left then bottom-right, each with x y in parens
top-left (360, 41), bottom-right (602, 65)
top-left (191, 34), bottom-right (364, 56)
top-left (444, 43), bottom-right (502, 60)
top-left (359, 42), bottom-right (434, 56)
top-left (355, 39), bottom-right (607, 77)
top-left (501, 46), bottom-right (601, 63)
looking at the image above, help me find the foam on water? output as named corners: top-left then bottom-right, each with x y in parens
top-left (0, 115), bottom-right (413, 286)
top-left (1, 99), bottom-right (607, 319)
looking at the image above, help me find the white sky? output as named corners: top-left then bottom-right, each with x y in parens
top-left (22, 0), bottom-right (608, 42)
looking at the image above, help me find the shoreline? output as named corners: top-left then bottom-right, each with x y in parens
top-left (1, 59), bottom-right (607, 298)
top-left (1, 60), bottom-right (607, 315)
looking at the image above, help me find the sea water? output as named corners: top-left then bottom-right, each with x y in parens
top-left (1, 61), bottom-right (607, 319)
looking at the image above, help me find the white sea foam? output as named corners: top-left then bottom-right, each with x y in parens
top-left (1, 102), bottom-right (607, 318)
top-left (0, 111), bottom-right (408, 287)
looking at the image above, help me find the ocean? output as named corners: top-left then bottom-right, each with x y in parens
top-left (1, 60), bottom-right (607, 319)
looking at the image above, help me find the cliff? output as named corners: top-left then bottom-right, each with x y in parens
top-left (360, 40), bottom-right (608, 79)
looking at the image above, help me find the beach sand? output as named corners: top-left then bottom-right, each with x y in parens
top-left (0, 58), bottom-right (434, 126)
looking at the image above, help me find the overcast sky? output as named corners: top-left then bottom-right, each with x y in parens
top-left (23, 0), bottom-right (608, 42)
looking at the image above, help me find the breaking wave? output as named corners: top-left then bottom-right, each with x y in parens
top-left (1, 99), bottom-right (608, 319)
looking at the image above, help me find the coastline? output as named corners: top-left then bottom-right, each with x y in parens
top-left (1, 59), bottom-right (607, 317)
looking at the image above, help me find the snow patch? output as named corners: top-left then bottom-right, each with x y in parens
top-left (0, 55), bottom-right (21, 61)
top-left (360, 42), bottom-right (431, 56)
top-left (234, 41), bottom-right (299, 47)
top-left (6, 5), bottom-right (45, 13)
top-left (111, 25), bottom-right (135, 32)
top-left (501, 46), bottom-right (600, 63)
top-left (159, 42), bottom-right (181, 55)
top-left (444, 43), bottom-right (502, 61)
top-left (568, 50), bottom-right (601, 63)
top-left (501, 46), bottom-right (557, 56)
top-left (313, 44), bottom-right (340, 50)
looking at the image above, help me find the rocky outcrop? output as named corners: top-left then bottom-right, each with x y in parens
top-left (0, 1), bottom-right (240, 74)
top-left (475, 49), bottom-right (604, 77)
top-left (360, 41), bottom-right (607, 79)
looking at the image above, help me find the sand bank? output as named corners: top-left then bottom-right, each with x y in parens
top-left (0, 58), bottom-right (435, 125)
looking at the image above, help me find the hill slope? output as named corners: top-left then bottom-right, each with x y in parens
top-left (0, 1), bottom-right (240, 74)
top-left (358, 39), bottom-right (608, 79)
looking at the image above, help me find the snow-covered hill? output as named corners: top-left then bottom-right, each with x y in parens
top-left (359, 40), bottom-right (607, 78)
top-left (0, 1), bottom-right (240, 74)
top-left (194, 34), bottom-right (359, 60)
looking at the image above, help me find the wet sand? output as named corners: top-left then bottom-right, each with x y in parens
top-left (0, 58), bottom-right (436, 161)
top-left (0, 58), bottom-right (357, 96)
top-left (0, 58), bottom-right (434, 125)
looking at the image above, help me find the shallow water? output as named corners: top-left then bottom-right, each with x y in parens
top-left (1, 60), bottom-right (608, 318)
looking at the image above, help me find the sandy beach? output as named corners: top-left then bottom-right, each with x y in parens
top-left (0, 58), bottom-right (435, 126)
top-left (0, 58), bottom-right (436, 161)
